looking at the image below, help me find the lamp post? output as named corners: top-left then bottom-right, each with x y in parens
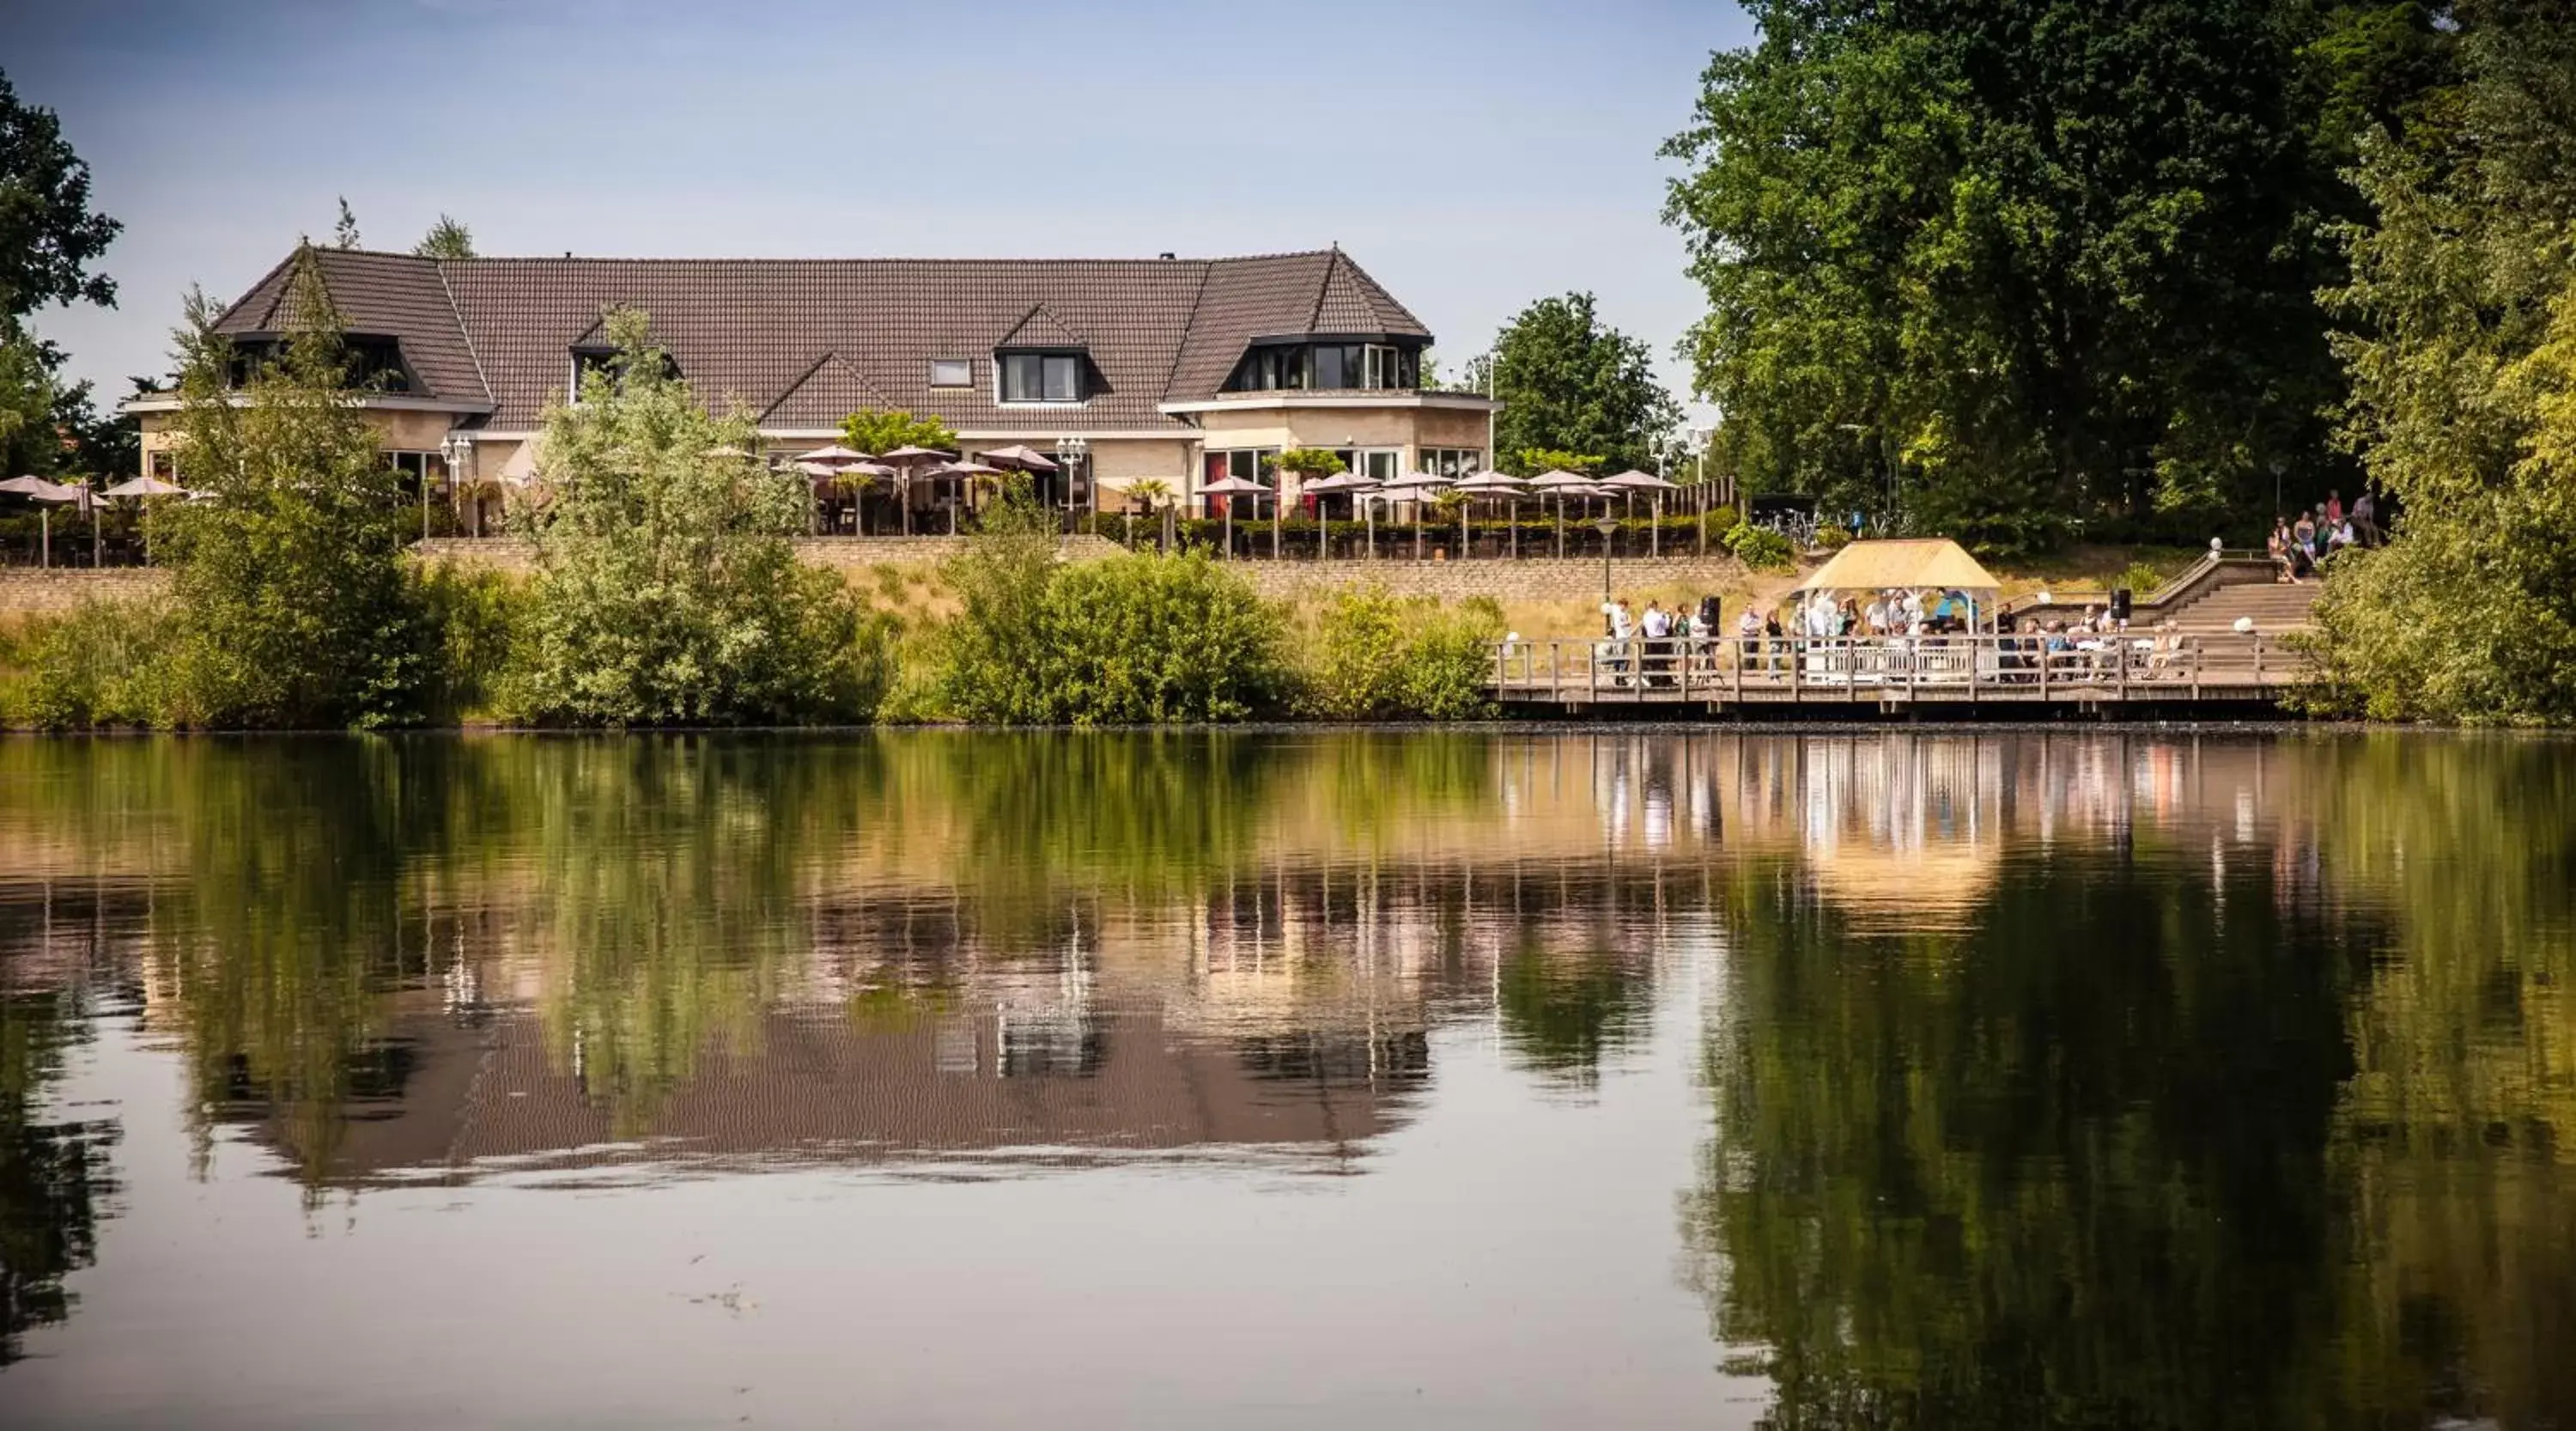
top-left (1054, 435), bottom-right (1089, 530)
top-left (436, 431), bottom-right (472, 540)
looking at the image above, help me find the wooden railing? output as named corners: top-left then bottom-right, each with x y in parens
top-left (1490, 632), bottom-right (2293, 705)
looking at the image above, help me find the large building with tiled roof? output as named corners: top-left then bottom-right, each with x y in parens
top-left (125, 244), bottom-right (1500, 520)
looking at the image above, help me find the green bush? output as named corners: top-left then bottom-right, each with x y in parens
top-left (1724, 521), bottom-right (1797, 572)
top-left (2116, 559), bottom-right (2168, 599)
top-left (1296, 587), bottom-right (1504, 721)
top-left (935, 496), bottom-right (1289, 724)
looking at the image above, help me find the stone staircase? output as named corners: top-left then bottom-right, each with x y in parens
top-left (2150, 575), bottom-right (2320, 636)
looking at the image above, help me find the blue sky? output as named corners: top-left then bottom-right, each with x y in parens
top-left (15, 0), bottom-right (1753, 416)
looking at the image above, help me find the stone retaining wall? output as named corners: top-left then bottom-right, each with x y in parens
top-left (1230, 556), bottom-right (1752, 601)
top-left (3, 543), bottom-right (1755, 620)
top-left (0, 568), bottom-right (172, 617)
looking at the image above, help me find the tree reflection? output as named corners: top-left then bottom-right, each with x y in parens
top-left (0, 988), bottom-right (118, 1366)
top-left (1691, 739), bottom-right (2576, 1428)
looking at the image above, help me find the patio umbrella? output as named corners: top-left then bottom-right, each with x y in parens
top-left (1, 475), bottom-right (70, 568)
top-left (1604, 470), bottom-right (1683, 556)
top-left (792, 444), bottom-right (872, 465)
top-left (1453, 470), bottom-right (1528, 558)
top-left (927, 460), bottom-right (1005, 533)
top-left (1301, 472), bottom-right (1382, 559)
top-left (1529, 469), bottom-right (1595, 557)
top-left (878, 445), bottom-right (952, 536)
top-left (1199, 474), bottom-right (1272, 558)
top-left (1379, 473), bottom-right (1450, 560)
top-left (103, 474), bottom-right (189, 498)
top-left (33, 479), bottom-right (100, 565)
top-left (975, 444), bottom-right (1059, 471)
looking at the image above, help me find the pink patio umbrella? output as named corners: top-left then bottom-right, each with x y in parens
top-left (1198, 474), bottom-right (1272, 558)
top-left (792, 443), bottom-right (873, 465)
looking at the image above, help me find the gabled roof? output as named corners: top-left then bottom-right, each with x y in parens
top-left (995, 302), bottom-right (1086, 350)
top-left (215, 248), bottom-right (491, 407)
top-left (205, 246), bottom-right (1437, 433)
top-left (760, 352), bottom-right (894, 428)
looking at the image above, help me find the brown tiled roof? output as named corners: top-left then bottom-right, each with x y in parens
top-left (212, 246), bottom-right (1432, 433)
top-left (215, 248), bottom-right (491, 407)
top-left (759, 352), bottom-right (894, 428)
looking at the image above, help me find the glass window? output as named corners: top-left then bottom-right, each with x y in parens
top-left (1001, 352), bottom-right (1082, 402)
top-left (930, 358), bottom-right (971, 387)
top-left (1312, 344), bottom-right (1345, 391)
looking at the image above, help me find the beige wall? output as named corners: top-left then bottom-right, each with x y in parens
top-left (1193, 400), bottom-right (1494, 474)
top-left (136, 405), bottom-right (472, 480)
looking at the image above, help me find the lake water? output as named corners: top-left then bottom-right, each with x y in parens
top-left (0, 730), bottom-right (2567, 1429)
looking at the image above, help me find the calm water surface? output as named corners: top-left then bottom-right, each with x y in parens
top-left (0, 730), bottom-right (2568, 1428)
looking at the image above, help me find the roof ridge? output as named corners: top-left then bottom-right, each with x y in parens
top-left (431, 260), bottom-right (493, 408)
top-left (414, 248), bottom-right (1340, 266)
top-left (1157, 260), bottom-right (1219, 405)
top-left (1303, 249), bottom-right (1337, 335)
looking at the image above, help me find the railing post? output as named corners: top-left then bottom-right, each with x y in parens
top-left (2039, 640), bottom-right (2050, 702)
top-left (2254, 636), bottom-right (2265, 685)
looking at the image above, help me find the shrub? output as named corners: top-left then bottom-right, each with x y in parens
top-left (2116, 559), bottom-right (2168, 599)
top-left (0, 599), bottom-right (180, 728)
top-left (1296, 587), bottom-right (1504, 721)
top-left (1723, 521), bottom-right (1796, 572)
top-left (935, 492), bottom-right (1289, 724)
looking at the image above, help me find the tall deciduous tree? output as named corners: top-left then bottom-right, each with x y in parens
top-left (1663, 0), bottom-right (2368, 553)
top-left (507, 308), bottom-right (886, 724)
top-left (2307, 0), bottom-right (2576, 723)
top-left (155, 250), bottom-right (432, 725)
top-left (0, 70), bottom-right (119, 320)
top-left (331, 198), bottom-right (361, 250)
top-left (1485, 293), bottom-right (1681, 477)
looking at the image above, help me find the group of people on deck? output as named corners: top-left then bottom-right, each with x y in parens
top-left (2271, 489), bottom-right (2379, 582)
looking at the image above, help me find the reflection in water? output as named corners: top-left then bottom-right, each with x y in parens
top-left (0, 731), bottom-right (2566, 1427)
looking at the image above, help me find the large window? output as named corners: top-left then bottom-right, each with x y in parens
top-left (568, 346), bottom-right (679, 403)
top-left (1223, 341), bottom-right (1419, 393)
top-left (1330, 448), bottom-right (1403, 482)
top-left (1419, 448), bottom-right (1482, 478)
top-left (224, 335), bottom-right (413, 393)
top-left (1000, 351), bottom-right (1084, 403)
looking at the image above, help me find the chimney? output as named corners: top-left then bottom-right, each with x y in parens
top-left (1157, 251), bottom-right (1176, 260)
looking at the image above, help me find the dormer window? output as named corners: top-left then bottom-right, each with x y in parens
top-left (929, 358), bottom-right (972, 387)
top-left (999, 351), bottom-right (1084, 404)
top-left (1223, 338), bottom-right (1419, 393)
top-left (568, 344), bottom-right (680, 402)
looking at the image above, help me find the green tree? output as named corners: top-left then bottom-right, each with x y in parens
top-left (505, 307), bottom-right (889, 724)
top-left (1486, 292), bottom-right (1680, 477)
top-left (151, 251), bottom-right (433, 726)
top-left (331, 196), bottom-right (360, 250)
top-left (839, 407), bottom-right (957, 456)
top-left (2304, 0), bottom-right (2576, 722)
top-left (0, 320), bottom-right (56, 477)
top-left (0, 70), bottom-right (120, 319)
top-left (412, 214), bottom-right (474, 259)
top-left (1663, 0), bottom-right (2365, 553)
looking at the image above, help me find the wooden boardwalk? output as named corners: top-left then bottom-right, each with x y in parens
top-left (1488, 634), bottom-right (2302, 718)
